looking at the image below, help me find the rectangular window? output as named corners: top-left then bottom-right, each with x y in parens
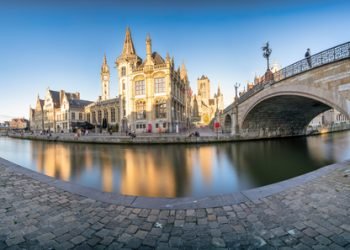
top-left (98, 110), bottom-right (102, 123)
top-left (79, 113), bottom-right (82, 121)
top-left (111, 108), bottom-right (115, 122)
top-left (87, 113), bottom-right (90, 123)
top-left (154, 77), bottom-right (165, 94)
top-left (136, 101), bottom-right (146, 120)
top-left (92, 112), bottom-right (96, 123)
top-left (156, 102), bottom-right (167, 118)
top-left (155, 123), bottom-right (159, 128)
top-left (71, 112), bottom-right (75, 120)
top-left (121, 67), bottom-right (126, 76)
top-left (135, 80), bottom-right (145, 95)
top-left (163, 123), bottom-right (166, 128)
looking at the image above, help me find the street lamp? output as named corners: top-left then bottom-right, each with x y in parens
top-left (234, 82), bottom-right (240, 102)
top-left (262, 42), bottom-right (272, 71)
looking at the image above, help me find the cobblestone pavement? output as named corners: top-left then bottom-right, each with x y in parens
top-left (1, 162), bottom-right (350, 249)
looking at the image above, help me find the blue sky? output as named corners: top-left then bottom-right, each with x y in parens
top-left (0, 0), bottom-right (349, 121)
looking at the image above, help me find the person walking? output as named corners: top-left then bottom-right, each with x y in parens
top-left (305, 48), bottom-right (312, 68)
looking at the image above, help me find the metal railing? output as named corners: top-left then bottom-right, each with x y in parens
top-left (237, 41), bottom-right (350, 104)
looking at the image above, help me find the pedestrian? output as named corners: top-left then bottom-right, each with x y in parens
top-left (305, 48), bottom-right (311, 68)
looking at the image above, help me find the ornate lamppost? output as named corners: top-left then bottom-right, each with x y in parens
top-left (262, 42), bottom-right (272, 71)
top-left (234, 82), bottom-right (240, 102)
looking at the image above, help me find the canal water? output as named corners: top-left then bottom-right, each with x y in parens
top-left (1, 131), bottom-right (350, 198)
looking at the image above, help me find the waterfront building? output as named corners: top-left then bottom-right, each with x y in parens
top-left (84, 55), bottom-right (120, 131)
top-left (191, 75), bottom-right (224, 125)
top-left (116, 28), bottom-right (192, 133)
top-left (9, 118), bottom-right (29, 130)
top-left (29, 95), bottom-right (44, 132)
top-left (30, 27), bottom-right (193, 133)
top-left (55, 90), bottom-right (92, 132)
top-left (30, 88), bottom-right (92, 133)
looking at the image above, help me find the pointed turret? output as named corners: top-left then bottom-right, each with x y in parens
top-left (101, 54), bottom-right (109, 74)
top-left (101, 54), bottom-right (110, 101)
top-left (217, 83), bottom-right (221, 95)
top-left (116, 27), bottom-right (141, 67)
top-left (180, 62), bottom-right (188, 81)
top-left (144, 33), bottom-right (154, 66)
top-left (121, 27), bottom-right (136, 56)
top-left (103, 53), bottom-right (107, 64)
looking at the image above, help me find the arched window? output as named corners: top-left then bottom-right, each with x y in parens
top-left (155, 100), bottom-right (167, 118)
top-left (111, 108), bottom-right (116, 122)
top-left (136, 101), bottom-right (146, 120)
top-left (104, 109), bottom-right (108, 122)
top-left (91, 111), bottom-right (96, 123)
top-left (98, 110), bottom-right (102, 124)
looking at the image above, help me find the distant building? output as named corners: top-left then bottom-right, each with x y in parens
top-left (9, 118), bottom-right (29, 130)
top-left (309, 109), bottom-right (348, 127)
top-left (191, 75), bottom-right (224, 125)
top-left (84, 55), bottom-right (120, 131)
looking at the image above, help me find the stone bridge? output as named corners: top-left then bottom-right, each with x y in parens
top-left (222, 42), bottom-right (350, 138)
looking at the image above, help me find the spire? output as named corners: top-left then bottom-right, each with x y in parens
top-left (103, 53), bottom-right (107, 65)
top-left (144, 33), bottom-right (154, 65)
top-left (146, 33), bottom-right (152, 57)
top-left (166, 52), bottom-right (170, 62)
top-left (101, 54), bottom-right (109, 73)
top-left (180, 62), bottom-right (188, 81)
top-left (217, 83), bottom-right (221, 95)
top-left (121, 27), bottom-right (136, 56)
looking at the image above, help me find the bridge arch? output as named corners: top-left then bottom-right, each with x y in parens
top-left (240, 91), bottom-right (349, 135)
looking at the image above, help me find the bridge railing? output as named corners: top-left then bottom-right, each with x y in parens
top-left (237, 41), bottom-right (350, 104)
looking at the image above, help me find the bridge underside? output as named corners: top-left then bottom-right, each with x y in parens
top-left (241, 95), bottom-right (332, 135)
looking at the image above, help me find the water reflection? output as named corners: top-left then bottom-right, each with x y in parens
top-left (0, 130), bottom-right (350, 198)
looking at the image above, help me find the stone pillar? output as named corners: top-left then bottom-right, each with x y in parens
top-left (232, 105), bottom-right (240, 135)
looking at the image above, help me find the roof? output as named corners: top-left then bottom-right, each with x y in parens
top-left (140, 52), bottom-right (165, 67)
top-left (11, 118), bottom-right (29, 123)
top-left (49, 90), bottom-right (60, 107)
top-left (152, 52), bottom-right (165, 65)
top-left (201, 101), bottom-right (209, 108)
top-left (69, 99), bottom-right (93, 109)
top-left (65, 92), bottom-right (79, 101)
top-left (198, 75), bottom-right (208, 80)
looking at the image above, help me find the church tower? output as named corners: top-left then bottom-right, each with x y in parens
top-left (116, 27), bottom-right (142, 131)
top-left (216, 84), bottom-right (224, 111)
top-left (101, 54), bottom-right (110, 101)
top-left (197, 75), bottom-right (210, 102)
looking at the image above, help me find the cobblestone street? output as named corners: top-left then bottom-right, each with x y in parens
top-left (1, 160), bottom-right (350, 249)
